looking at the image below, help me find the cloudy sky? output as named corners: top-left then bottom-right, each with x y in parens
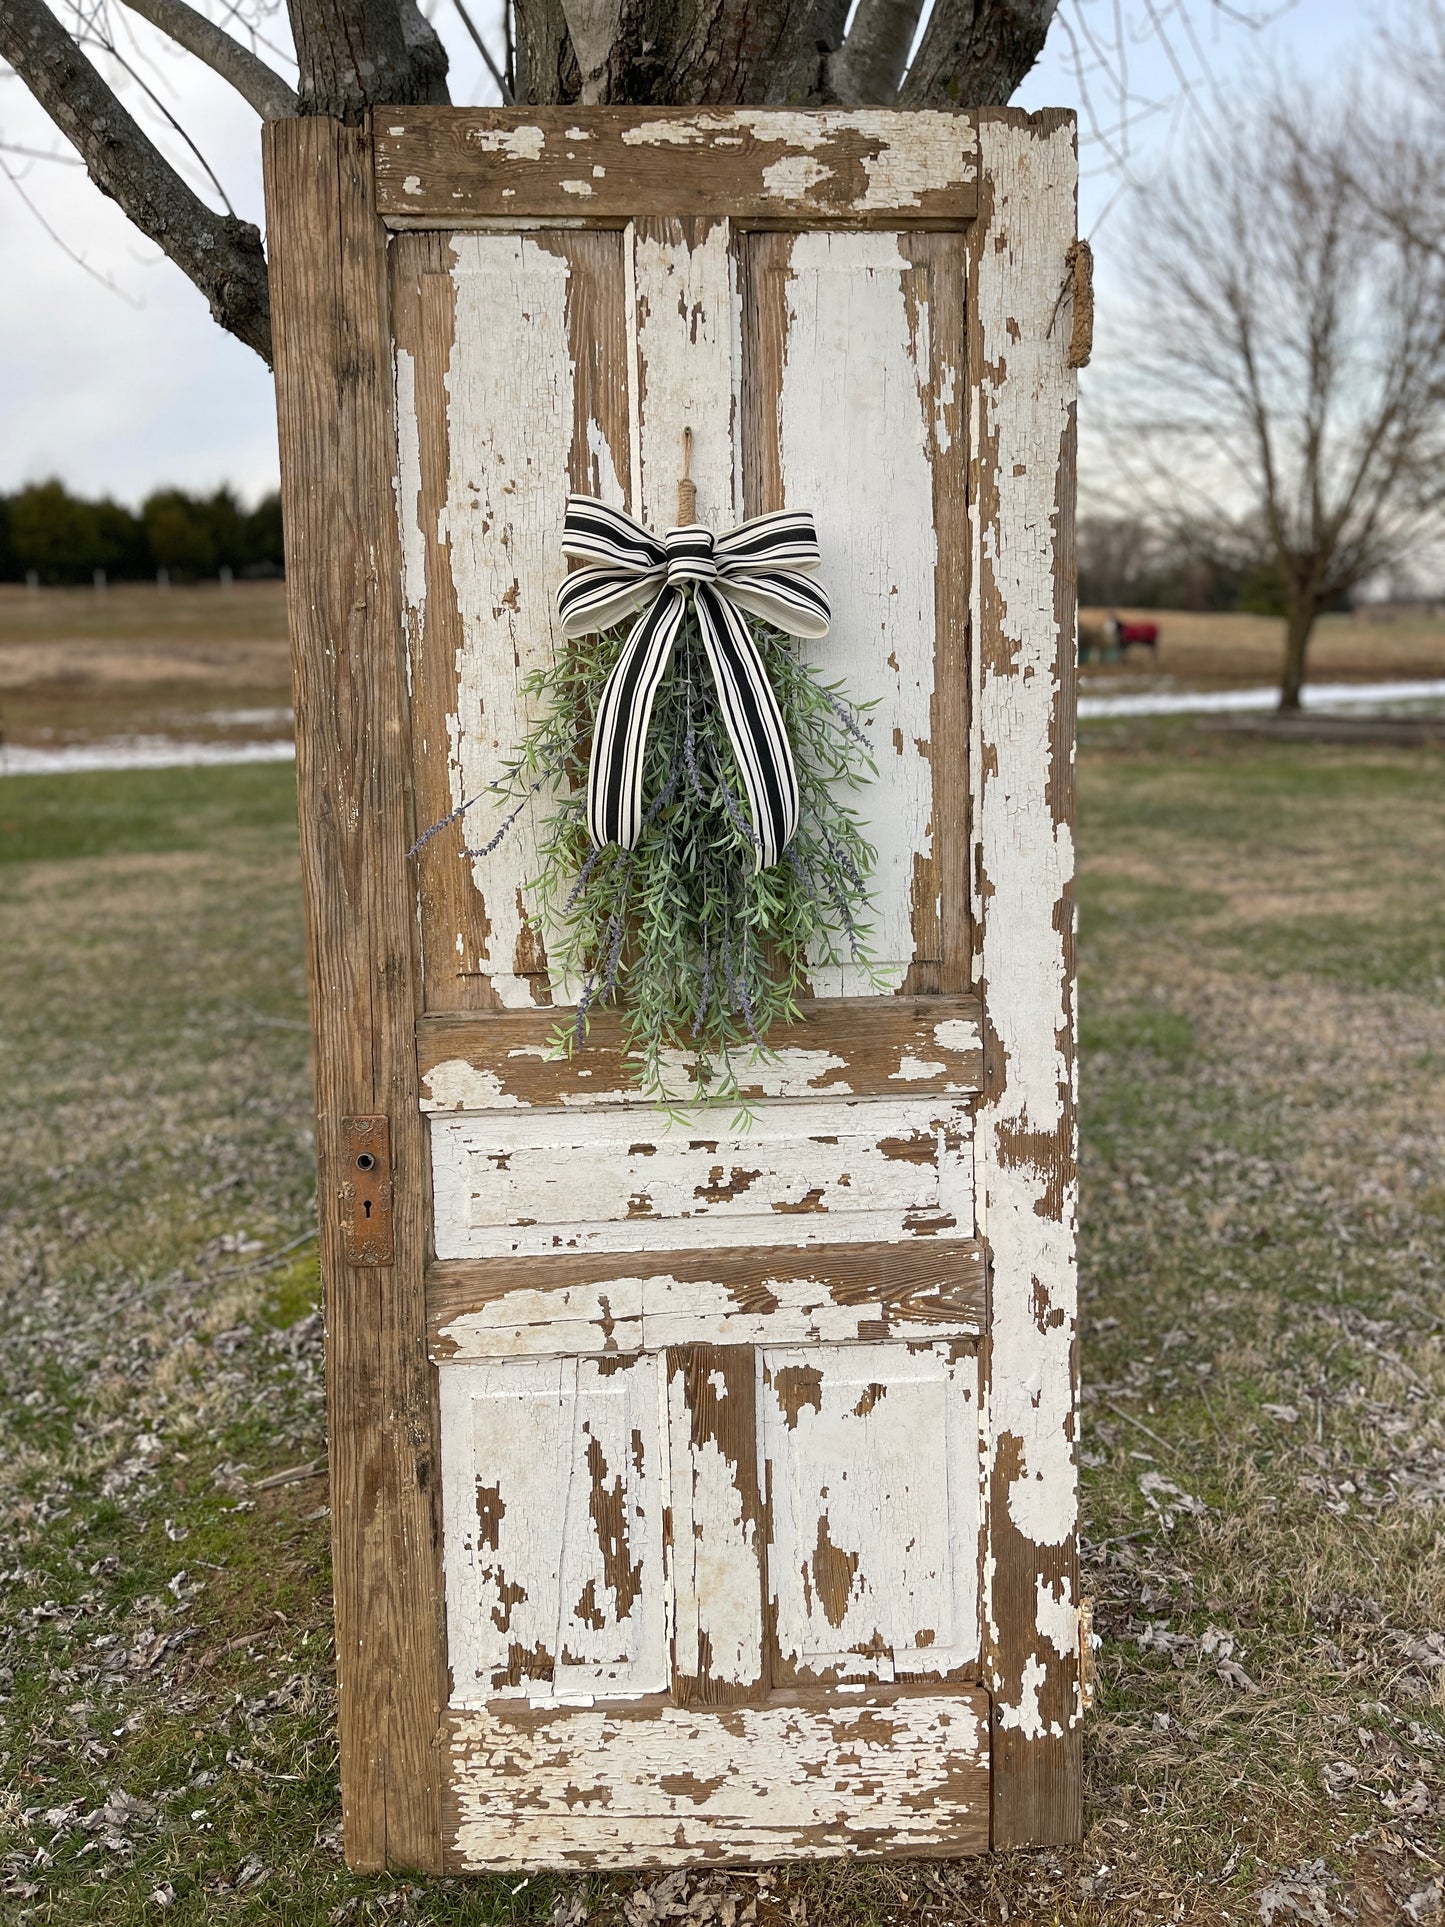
top-left (0, 0), bottom-right (1369, 508)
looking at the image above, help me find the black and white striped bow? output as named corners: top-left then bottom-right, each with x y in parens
top-left (556, 496), bottom-right (831, 871)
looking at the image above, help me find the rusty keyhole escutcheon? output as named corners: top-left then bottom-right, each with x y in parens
top-left (340, 1117), bottom-right (394, 1266)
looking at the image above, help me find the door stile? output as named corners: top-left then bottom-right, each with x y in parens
top-left (966, 108), bottom-right (1082, 1846)
top-left (263, 115), bottom-right (448, 1873)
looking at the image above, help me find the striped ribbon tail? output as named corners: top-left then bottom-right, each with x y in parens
top-left (694, 585), bottom-right (799, 870)
top-left (585, 587), bottom-right (687, 854)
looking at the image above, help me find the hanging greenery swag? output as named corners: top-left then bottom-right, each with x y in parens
top-left (412, 479), bottom-right (880, 1113)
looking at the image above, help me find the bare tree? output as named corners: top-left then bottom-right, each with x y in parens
top-left (0, 0), bottom-right (1069, 369)
top-left (0, 0), bottom-right (1305, 376)
top-left (1104, 81), bottom-right (1445, 709)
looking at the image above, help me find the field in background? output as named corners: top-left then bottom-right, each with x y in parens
top-left (1081, 605), bottom-right (1445, 689)
top-left (1, 736), bottom-right (1441, 1925)
top-left (3, 588), bottom-right (1444, 762)
top-left (0, 583), bottom-right (291, 750)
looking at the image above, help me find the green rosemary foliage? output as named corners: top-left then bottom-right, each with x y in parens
top-left (485, 607), bottom-right (879, 1111)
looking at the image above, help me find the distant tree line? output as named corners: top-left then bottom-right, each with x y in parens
top-left (1078, 513), bottom-right (1354, 619)
top-left (0, 479), bottom-right (284, 584)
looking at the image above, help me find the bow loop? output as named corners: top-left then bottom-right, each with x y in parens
top-left (556, 493), bottom-right (830, 869)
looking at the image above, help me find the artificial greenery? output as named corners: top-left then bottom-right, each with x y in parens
top-left (457, 607), bottom-right (879, 1110)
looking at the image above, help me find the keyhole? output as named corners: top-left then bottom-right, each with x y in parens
top-left (363, 1200), bottom-right (373, 1218)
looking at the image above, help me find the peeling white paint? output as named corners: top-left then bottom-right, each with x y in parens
top-left (967, 116), bottom-right (1081, 1752)
top-left (434, 1262), bottom-right (984, 1361)
top-left (633, 219), bottom-right (739, 529)
top-left (1035, 1571), bottom-right (1078, 1657)
top-left (447, 1691), bottom-right (987, 1866)
top-left (895, 1054), bottom-right (946, 1082)
top-left (560, 179), bottom-right (595, 197)
top-left (762, 1342), bottom-right (980, 1680)
top-left (430, 1099), bottom-right (974, 1258)
top-left (402, 174), bottom-right (422, 197)
top-left (667, 1366), bottom-right (761, 1688)
top-left (761, 154), bottom-right (833, 201)
top-left (393, 345), bottom-right (426, 684)
top-left (440, 1354), bottom-right (667, 1706)
top-left (465, 124), bottom-right (547, 159)
top-left (421, 1057), bottom-right (523, 1112)
top-left (439, 237), bottom-right (579, 999)
top-left (773, 231), bottom-right (938, 992)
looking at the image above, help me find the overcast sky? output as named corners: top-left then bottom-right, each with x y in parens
top-left (0, 0), bottom-right (1370, 507)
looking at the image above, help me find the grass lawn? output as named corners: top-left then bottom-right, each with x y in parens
top-left (1, 736), bottom-right (1442, 1925)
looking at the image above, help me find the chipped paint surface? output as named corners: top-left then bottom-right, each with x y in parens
top-left (966, 113), bottom-right (1082, 1798)
top-left (381, 107), bottom-right (1082, 1855)
top-left (446, 1690), bottom-right (988, 1866)
top-left (772, 232), bottom-right (940, 992)
top-left (432, 1250), bottom-right (986, 1360)
top-left (416, 1002), bottom-right (983, 1110)
top-left (439, 237), bottom-right (578, 1006)
top-left (762, 1343), bottom-right (980, 1681)
top-left (440, 1355), bottom-right (667, 1705)
top-left (430, 1099), bottom-right (973, 1258)
top-left (393, 346), bottom-right (426, 682)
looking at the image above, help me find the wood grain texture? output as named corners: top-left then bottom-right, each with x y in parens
top-left (966, 108), bottom-right (1083, 1847)
top-left (262, 117), bottom-right (445, 1873)
top-left (428, 1240), bottom-right (988, 1358)
top-left (374, 108), bottom-right (979, 226)
top-left (438, 1354), bottom-right (668, 1705)
top-left (403, 230), bottom-right (631, 1012)
top-left (417, 995), bottom-right (983, 1108)
top-left (443, 1688), bottom-right (990, 1868)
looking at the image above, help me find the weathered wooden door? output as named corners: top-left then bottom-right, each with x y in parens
top-left (264, 105), bottom-right (1081, 1874)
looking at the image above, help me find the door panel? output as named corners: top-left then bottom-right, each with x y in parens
top-left (440, 1354), bottom-right (668, 1705)
top-left (444, 1687), bottom-right (990, 1867)
top-left (430, 1098), bottom-right (973, 1259)
top-left (761, 1341), bottom-right (981, 1683)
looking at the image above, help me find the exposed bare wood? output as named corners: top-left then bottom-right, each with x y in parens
top-left (262, 115), bottom-right (445, 1870)
top-left (427, 1239), bottom-right (990, 1357)
top-left (0, 0), bottom-right (272, 363)
top-left (118, 0), bottom-right (299, 119)
top-left (667, 1346), bottom-right (766, 1703)
top-left (373, 108), bottom-right (979, 224)
top-left (761, 1341), bottom-right (982, 1684)
top-left (418, 997), bottom-right (984, 1106)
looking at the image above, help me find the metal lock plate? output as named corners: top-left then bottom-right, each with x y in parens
top-left (340, 1115), bottom-right (394, 1266)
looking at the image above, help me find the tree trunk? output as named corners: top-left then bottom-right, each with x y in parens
top-left (287, 0), bottom-right (449, 119)
top-left (1278, 601), bottom-right (1317, 712)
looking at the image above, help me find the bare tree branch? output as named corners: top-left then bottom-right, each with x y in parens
top-left (827, 0), bottom-right (924, 105)
top-left (0, 0), bottom-right (271, 362)
top-left (118, 0), bottom-right (298, 118)
top-left (898, 0), bottom-right (1059, 110)
top-left (451, 0), bottom-right (513, 101)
